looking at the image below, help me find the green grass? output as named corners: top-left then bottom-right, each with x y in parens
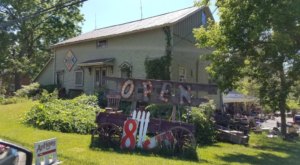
top-left (0, 100), bottom-right (299, 165)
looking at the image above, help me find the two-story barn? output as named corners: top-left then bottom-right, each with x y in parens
top-left (35, 6), bottom-right (222, 107)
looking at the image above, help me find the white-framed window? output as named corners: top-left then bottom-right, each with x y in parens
top-left (95, 67), bottom-right (107, 87)
top-left (179, 66), bottom-right (186, 82)
top-left (75, 70), bottom-right (84, 86)
top-left (96, 40), bottom-right (107, 48)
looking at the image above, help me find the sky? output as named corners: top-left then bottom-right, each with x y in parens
top-left (80, 0), bottom-right (218, 33)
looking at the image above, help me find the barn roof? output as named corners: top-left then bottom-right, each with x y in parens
top-left (52, 6), bottom-right (203, 48)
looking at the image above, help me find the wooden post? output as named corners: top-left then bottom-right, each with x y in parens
top-left (131, 101), bottom-right (137, 111)
top-left (170, 105), bottom-right (176, 122)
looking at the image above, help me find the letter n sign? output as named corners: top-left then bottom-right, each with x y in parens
top-left (179, 84), bottom-right (192, 105)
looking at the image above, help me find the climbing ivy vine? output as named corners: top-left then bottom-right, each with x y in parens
top-left (145, 26), bottom-right (172, 80)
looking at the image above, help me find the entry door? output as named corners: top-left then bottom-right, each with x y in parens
top-left (95, 68), bottom-right (107, 88)
top-left (56, 71), bottom-right (64, 88)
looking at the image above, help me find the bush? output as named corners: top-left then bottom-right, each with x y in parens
top-left (0, 96), bottom-right (18, 105)
top-left (40, 84), bottom-right (58, 93)
top-left (96, 87), bottom-right (107, 108)
top-left (0, 95), bottom-right (4, 103)
top-left (23, 94), bottom-right (101, 134)
top-left (0, 95), bottom-right (27, 105)
top-left (68, 89), bottom-right (83, 99)
top-left (39, 89), bottom-right (58, 103)
top-left (190, 100), bottom-right (216, 145)
top-left (119, 101), bottom-right (132, 115)
top-left (145, 104), bottom-right (174, 119)
top-left (0, 87), bottom-right (6, 95)
top-left (72, 94), bottom-right (98, 107)
top-left (15, 82), bottom-right (40, 98)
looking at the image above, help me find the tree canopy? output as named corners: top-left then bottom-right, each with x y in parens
top-left (0, 0), bottom-right (84, 90)
top-left (194, 0), bottom-right (300, 136)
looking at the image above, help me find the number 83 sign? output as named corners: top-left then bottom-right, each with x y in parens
top-left (120, 110), bottom-right (150, 150)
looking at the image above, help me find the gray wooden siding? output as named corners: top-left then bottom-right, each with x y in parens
top-left (173, 10), bottom-right (203, 43)
top-left (52, 29), bottom-right (165, 94)
top-left (35, 59), bottom-right (54, 85)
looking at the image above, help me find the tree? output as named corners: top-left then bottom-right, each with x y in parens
top-left (236, 77), bottom-right (260, 97)
top-left (287, 82), bottom-right (300, 112)
top-left (0, 0), bottom-right (84, 90)
top-left (194, 0), bottom-right (300, 137)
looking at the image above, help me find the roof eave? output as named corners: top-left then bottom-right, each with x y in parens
top-left (33, 58), bottom-right (54, 82)
top-left (171, 6), bottom-right (205, 25)
top-left (78, 62), bottom-right (114, 67)
top-left (50, 23), bottom-right (174, 49)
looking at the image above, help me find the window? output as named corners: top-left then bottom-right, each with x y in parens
top-left (120, 62), bottom-right (132, 78)
top-left (121, 68), bottom-right (131, 78)
top-left (75, 70), bottom-right (83, 86)
top-left (179, 66), bottom-right (186, 82)
top-left (96, 40), bottom-right (107, 48)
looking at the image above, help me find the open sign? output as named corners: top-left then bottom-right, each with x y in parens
top-left (103, 77), bottom-right (218, 106)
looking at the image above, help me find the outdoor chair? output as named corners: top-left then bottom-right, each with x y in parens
top-left (105, 94), bottom-right (122, 114)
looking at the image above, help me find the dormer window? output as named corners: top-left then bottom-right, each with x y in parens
top-left (96, 40), bottom-right (107, 48)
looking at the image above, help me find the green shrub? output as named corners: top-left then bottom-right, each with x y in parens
top-left (73, 94), bottom-right (98, 106)
top-left (24, 94), bottom-right (101, 134)
top-left (96, 87), bottom-right (107, 108)
top-left (0, 87), bottom-right (6, 95)
top-left (40, 84), bottom-right (58, 93)
top-left (190, 101), bottom-right (216, 145)
top-left (68, 89), bottom-right (83, 99)
top-left (145, 104), bottom-right (174, 119)
top-left (0, 97), bottom-right (18, 105)
top-left (119, 101), bottom-right (132, 115)
top-left (39, 89), bottom-right (58, 103)
top-left (145, 104), bottom-right (188, 121)
top-left (15, 82), bottom-right (40, 98)
top-left (0, 95), bottom-right (4, 103)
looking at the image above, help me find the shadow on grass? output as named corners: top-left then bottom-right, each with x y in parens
top-left (218, 152), bottom-right (288, 165)
top-left (253, 137), bottom-right (300, 152)
top-left (89, 138), bottom-right (200, 162)
top-left (218, 136), bottom-right (300, 165)
top-left (199, 143), bottom-right (221, 149)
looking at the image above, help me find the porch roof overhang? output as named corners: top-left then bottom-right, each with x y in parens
top-left (78, 58), bottom-right (115, 67)
top-left (223, 91), bottom-right (257, 103)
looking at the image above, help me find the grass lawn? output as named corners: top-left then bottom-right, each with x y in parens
top-left (0, 100), bottom-right (299, 165)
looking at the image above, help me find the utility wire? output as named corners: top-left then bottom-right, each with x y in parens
top-left (0, 0), bottom-right (87, 29)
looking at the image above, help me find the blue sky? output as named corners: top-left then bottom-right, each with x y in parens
top-left (80, 0), bottom-right (218, 33)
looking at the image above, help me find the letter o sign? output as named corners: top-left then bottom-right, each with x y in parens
top-left (121, 80), bottom-right (134, 99)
